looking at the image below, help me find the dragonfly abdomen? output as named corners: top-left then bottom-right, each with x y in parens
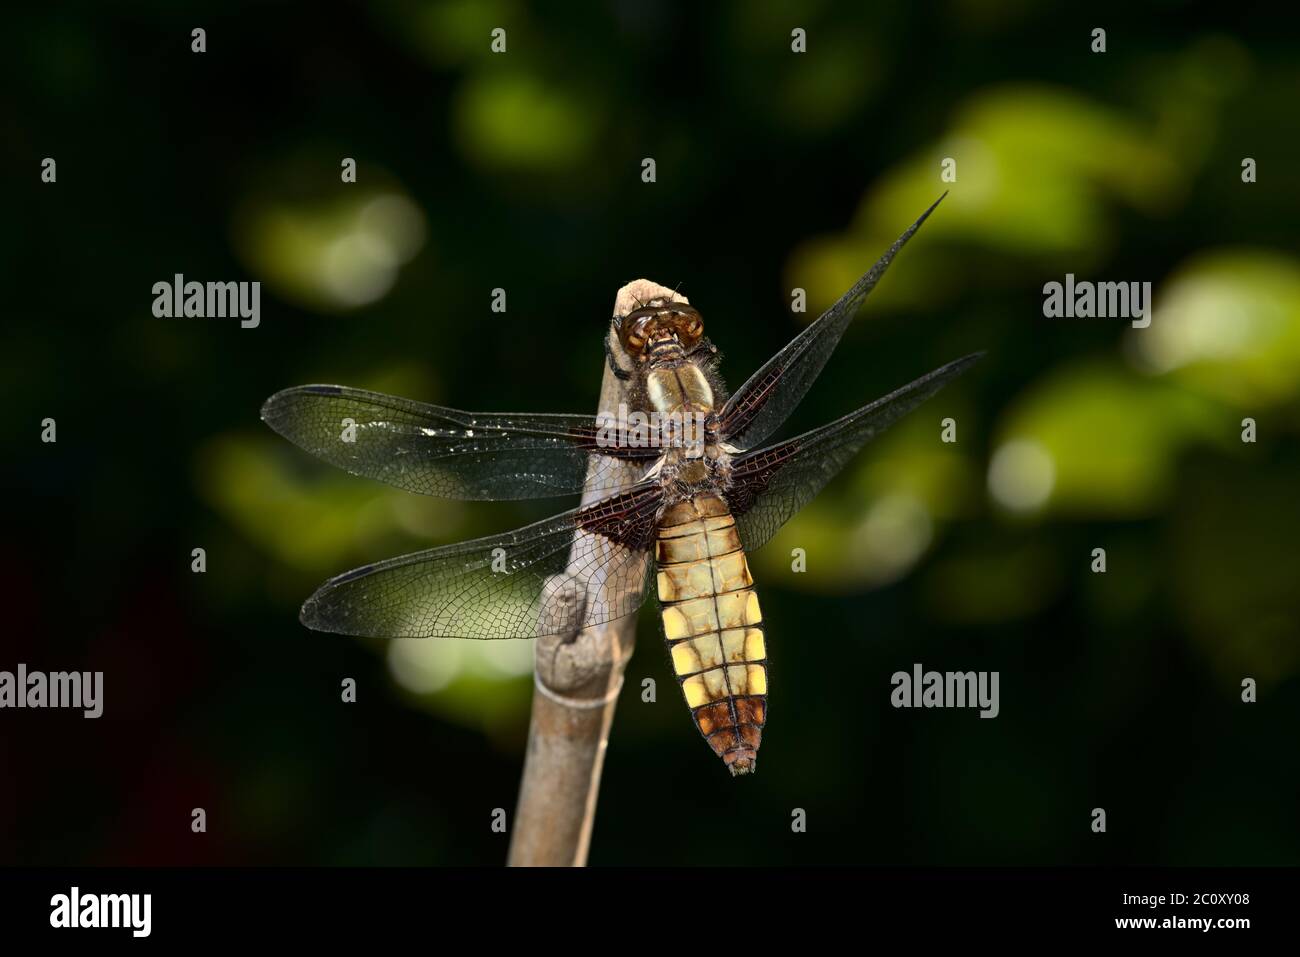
top-left (655, 493), bottom-right (768, 776)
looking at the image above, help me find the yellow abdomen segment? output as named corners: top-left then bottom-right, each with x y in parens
top-left (656, 493), bottom-right (768, 775)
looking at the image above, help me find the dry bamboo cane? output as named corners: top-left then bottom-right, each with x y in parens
top-left (507, 281), bottom-right (687, 867)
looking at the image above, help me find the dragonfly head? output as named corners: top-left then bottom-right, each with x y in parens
top-left (617, 301), bottom-right (704, 365)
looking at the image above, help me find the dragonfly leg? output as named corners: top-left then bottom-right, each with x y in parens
top-left (605, 333), bottom-right (632, 380)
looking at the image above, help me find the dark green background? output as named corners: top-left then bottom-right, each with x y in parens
top-left (6, 1), bottom-right (1298, 865)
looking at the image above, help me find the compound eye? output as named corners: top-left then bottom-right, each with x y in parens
top-left (675, 311), bottom-right (702, 345)
top-left (624, 317), bottom-right (651, 352)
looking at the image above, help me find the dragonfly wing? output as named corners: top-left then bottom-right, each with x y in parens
top-left (300, 482), bottom-right (664, 639)
top-left (727, 353), bottom-right (982, 552)
top-left (261, 384), bottom-right (659, 501)
top-left (715, 195), bottom-right (946, 451)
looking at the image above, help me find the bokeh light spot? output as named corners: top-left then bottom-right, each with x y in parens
top-left (988, 439), bottom-right (1055, 512)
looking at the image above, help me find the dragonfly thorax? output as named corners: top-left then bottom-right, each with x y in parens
top-left (645, 362), bottom-right (714, 415)
top-left (643, 361), bottom-right (715, 460)
top-left (658, 446), bottom-right (733, 497)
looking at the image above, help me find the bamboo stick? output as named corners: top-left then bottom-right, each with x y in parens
top-left (506, 281), bottom-right (686, 867)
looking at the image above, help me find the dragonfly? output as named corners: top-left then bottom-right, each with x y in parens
top-left (261, 195), bottom-right (981, 776)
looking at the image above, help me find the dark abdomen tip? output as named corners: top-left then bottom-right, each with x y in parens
top-left (725, 749), bottom-right (757, 775)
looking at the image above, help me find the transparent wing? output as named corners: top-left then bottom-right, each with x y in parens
top-left (716, 195), bottom-right (947, 451)
top-left (261, 385), bottom-right (659, 501)
top-left (300, 482), bottom-right (664, 639)
top-left (727, 353), bottom-right (982, 552)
